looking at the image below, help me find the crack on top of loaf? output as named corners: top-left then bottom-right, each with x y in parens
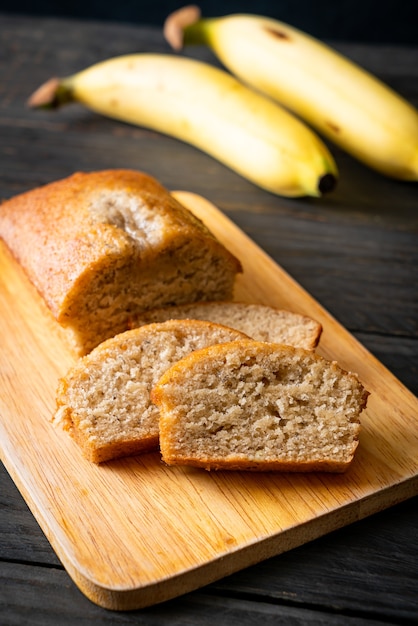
top-left (88, 191), bottom-right (165, 246)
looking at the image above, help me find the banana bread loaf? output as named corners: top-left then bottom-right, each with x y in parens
top-left (130, 301), bottom-right (322, 350)
top-left (0, 170), bottom-right (241, 355)
top-left (54, 319), bottom-right (250, 463)
top-left (152, 340), bottom-right (369, 472)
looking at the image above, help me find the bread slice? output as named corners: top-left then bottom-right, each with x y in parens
top-left (54, 320), bottom-right (250, 463)
top-left (0, 170), bottom-right (241, 355)
top-left (130, 301), bottom-right (322, 350)
top-left (152, 341), bottom-right (369, 472)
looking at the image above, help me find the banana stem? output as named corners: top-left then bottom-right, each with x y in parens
top-left (27, 77), bottom-right (74, 109)
top-left (164, 5), bottom-right (211, 50)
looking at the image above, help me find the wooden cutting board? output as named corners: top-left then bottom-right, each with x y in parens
top-left (1, 191), bottom-right (417, 611)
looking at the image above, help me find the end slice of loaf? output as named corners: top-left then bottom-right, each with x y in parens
top-left (152, 341), bottom-right (369, 472)
top-left (54, 319), bottom-right (250, 463)
top-left (0, 170), bottom-right (241, 355)
top-left (130, 301), bottom-right (322, 350)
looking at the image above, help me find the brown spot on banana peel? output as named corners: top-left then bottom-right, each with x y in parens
top-left (326, 120), bottom-right (341, 133)
top-left (164, 5), bottom-right (201, 50)
top-left (264, 27), bottom-right (292, 41)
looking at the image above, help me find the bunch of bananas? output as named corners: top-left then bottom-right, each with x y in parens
top-left (28, 5), bottom-right (418, 198)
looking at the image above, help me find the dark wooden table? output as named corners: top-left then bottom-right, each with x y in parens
top-left (1, 13), bottom-right (417, 626)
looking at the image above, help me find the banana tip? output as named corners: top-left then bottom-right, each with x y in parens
top-left (163, 5), bottom-right (201, 50)
top-left (27, 77), bottom-right (61, 109)
top-left (318, 173), bottom-right (337, 195)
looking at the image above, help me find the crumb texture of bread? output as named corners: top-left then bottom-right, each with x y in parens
top-left (131, 301), bottom-right (322, 350)
top-left (54, 320), bottom-right (250, 463)
top-left (0, 170), bottom-right (241, 355)
top-left (153, 341), bottom-right (369, 472)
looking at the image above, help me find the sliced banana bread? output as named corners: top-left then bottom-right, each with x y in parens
top-left (54, 319), bottom-right (250, 462)
top-left (152, 340), bottom-right (369, 472)
top-left (130, 301), bottom-right (322, 350)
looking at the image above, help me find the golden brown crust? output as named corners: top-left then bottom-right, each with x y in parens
top-left (0, 170), bottom-right (240, 316)
top-left (0, 170), bottom-right (242, 354)
top-left (76, 434), bottom-right (160, 464)
top-left (161, 455), bottom-right (355, 473)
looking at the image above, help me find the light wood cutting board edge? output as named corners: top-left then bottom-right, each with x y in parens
top-left (0, 190), bottom-right (417, 611)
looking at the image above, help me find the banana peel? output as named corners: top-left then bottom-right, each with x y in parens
top-left (165, 5), bottom-right (418, 181)
top-left (28, 53), bottom-right (337, 198)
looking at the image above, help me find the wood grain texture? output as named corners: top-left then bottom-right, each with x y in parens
top-left (0, 190), bottom-right (417, 610)
top-left (4, 561), bottom-right (394, 626)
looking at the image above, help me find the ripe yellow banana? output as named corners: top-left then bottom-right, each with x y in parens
top-left (28, 53), bottom-right (338, 198)
top-left (165, 6), bottom-right (418, 181)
